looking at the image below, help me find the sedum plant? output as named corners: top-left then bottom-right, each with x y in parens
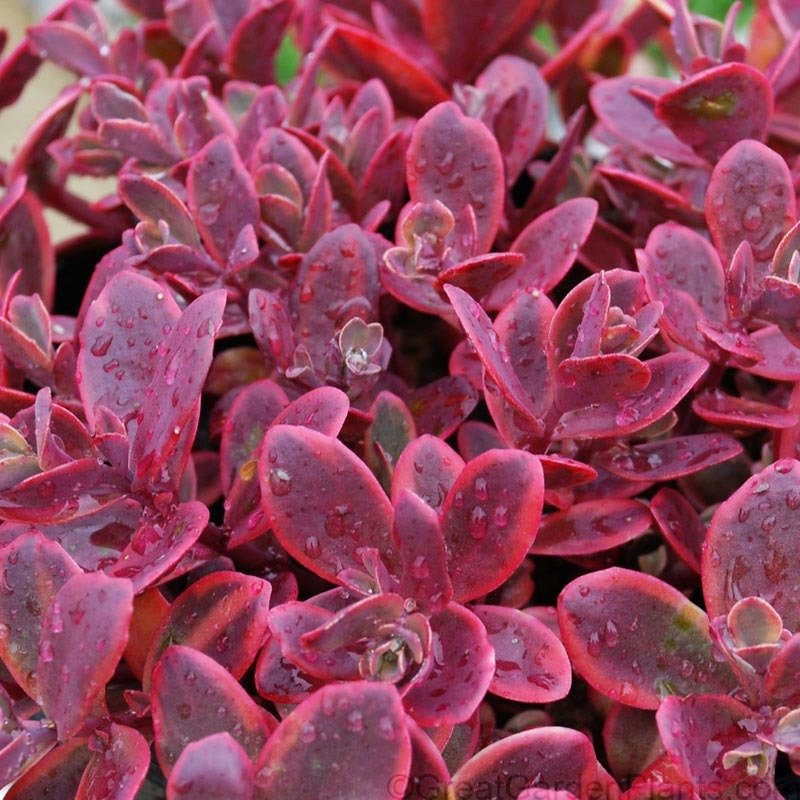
top-left (1, 0), bottom-right (800, 797)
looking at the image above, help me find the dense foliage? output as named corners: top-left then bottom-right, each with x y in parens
top-left (1, 0), bottom-right (800, 797)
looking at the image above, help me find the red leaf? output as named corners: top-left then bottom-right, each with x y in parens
top-left (142, 570), bottom-right (271, 689)
top-left (6, 739), bottom-right (91, 800)
top-left (130, 289), bottom-right (226, 492)
top-left (187, 135), bottom-right (259, 264)
top-left (552, 353), bottom-right (707, 440)
top-left (260, 424), bottom-right (397, 583)
top-left (532, 500), bottom-right (651, 557)
top-left (485, 198), bottom-right (598, 308)
top-left (37, 573), bottom-right (134, 738)
top-left (403, 603), bottom-right (494, 726)
top-left (704, 459), bottom-right (800, 631)
top-left (590, 76), bottom-right (702, 164)
top-left (472, 604), bottom-right (571, 703)
top-left (445, 284), bottom-right (543, 438)
top-left (555, 354), bottom-right (652, 413)
top-left (420, 0), bottom-right (541, 82)
top-left (0, 532), bottom-right (80, 700)
top-left (323, 25), bottom-right (448, 116)
top-left (705, 139), bottom-right (795, 267)
top-left (692, 390), bottom-right (798, 430)
top-left (152, 645), bottom-right (276, 775)
top-left (255, 682), bottom-right (411, 799)
top-left (656, 694), bottom-right (774, 796)
top-left (655, 63), bottom-right (773, 162)
top-left (597, 434), bottom-right (743, 482)
top-left (392, 434), bottom-right (463, 512)
top-left (439, 449), bottom-right (544, 602)
top-left (650, 487), bottom-right (705, 573)
top-left (108, 501), bottom-right (209, 593)
top-left (408, 103), bottom-right (504, 252)
top-left (394, 489), bottom-right (453, 613)
top-left (558, 568), bottom-right (737, 709)
top-left (452, 727), bottom-right (597, 799)
top-left (167, 733), bottom-right (255, 800)
top-left (76, 724), bottom-right (149, 800)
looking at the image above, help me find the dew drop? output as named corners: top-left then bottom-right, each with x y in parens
top-left (741, 204), bottom-right (763, 232)
top-left (268, 467), bottom-right (292, 496)
top-left (469, 506), bottom-right (488, 540)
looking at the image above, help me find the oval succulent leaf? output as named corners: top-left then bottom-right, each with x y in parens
top-left (37, 572), bottom-right (134, 739)
top-left (255, 681), bottom-right (411, 799)
top-left (77, 271), bottom-right (181, 432)
top-left (260, 424), bottom-right (397, 583)
top-left (704, 459), bottom-right (800, 631)
top-left (75, 724), bottom-right (150, 800)
top-left (439, 448), bottom-right (544, 602)
top-left (558, 567), bottom-right (737, 709)
top-left (655, 63), bottom-right (773, 162)
top-left (472, 604), bottom-right (571, 703)
top-left (531, 500), bottom-right (651, 557)
top-left (403, 603), bottom-right (494, 726)
top-left (152, 645), bottom-right (276, 775)
top-left (451, 727), bottom-right (597, 799)
top-left (0, 531), bottom-right (81, 700)
top-left (705, 138), bottom-right (795, 267)
top-left (407, 102), bottom-right (504, 252)
top-left (166, 733), bottom-right (255, 800)
top-left (143, 570), bottom-right (271, 689)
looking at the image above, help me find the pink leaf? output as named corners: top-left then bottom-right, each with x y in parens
top-left (650, 487), bottom-right (705, 573)
top-left (552, 353), bottom-right (707, 440)
top-left (403, 603), bottom-right (494, 726)
top-left (167, 733), bottom-right (255, 800)
top-left (142, 571), bottom-right (271, 689)
top-left (472, 604), bottom-right (571, 703)
top-left (445, 284), bottom-right (543, 437)
top-left (255, 682), bottom-right (411, 799)
top-left (187, 135), bottom-right (259, 264)
top-left (704, 459), bottom-right (800, 631)
top-left (692, 391), bottom-right (798, 430)
top-left (558, 568), bottom-right (737, 709)
top-left (0, 532), bottom-right (80, 700)
top-left (555, 354), bottom-right (652, 413)
top-left (107, 501), bottom-right (209, 593)
top-left (260, 425), bottom-right (397, 583)
top-left (323, 25), bottom-right (448, 116)
top-left (420, 0), bottom-right (541, 82)
top-left (705, 139), bottom-right (795, 267)
top-left (406, 376), bottom-right (479, 439)
top-left (485, 198), bottom-right (598, 308)
top-left (439, 448), bottom-right (544, 602)
top-left (130, 289), bottom-right (226, 492)
top-left (656, 694), bottom-right (774, 796)
top-left (532, 500), bottom-right (651, 557)
top-left (452, 727), bottom-right (597, 799)
top-left (597, 435), bottom-right (743, 482)
top-left (76, 724), bottom-right (149, 800)
top-left (152, 645), bottom-right (276, 775)
top-left (37, 572), bottom-right (134, 738)
top-left (394, 489), bottom-right (453, 613)
top-left (590, 76), bottom-right (702, 164)
top-left (408, 103), bottom-right (504, 252)
top-left (392, 434), bottom-right (464, 512)
top-left (655, 63), bottom-right (773, 162)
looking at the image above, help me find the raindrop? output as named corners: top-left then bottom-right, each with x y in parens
top-left (90, 334), bottom-right (113, 357)
top-left (268, 467), bottom-right (292, 496)
top-left (300, 722), bottom-right (316, 743)
top-left (741, 204), bottom-right (763, 232)
top-left (469, 506), bottom-right (488, 540)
